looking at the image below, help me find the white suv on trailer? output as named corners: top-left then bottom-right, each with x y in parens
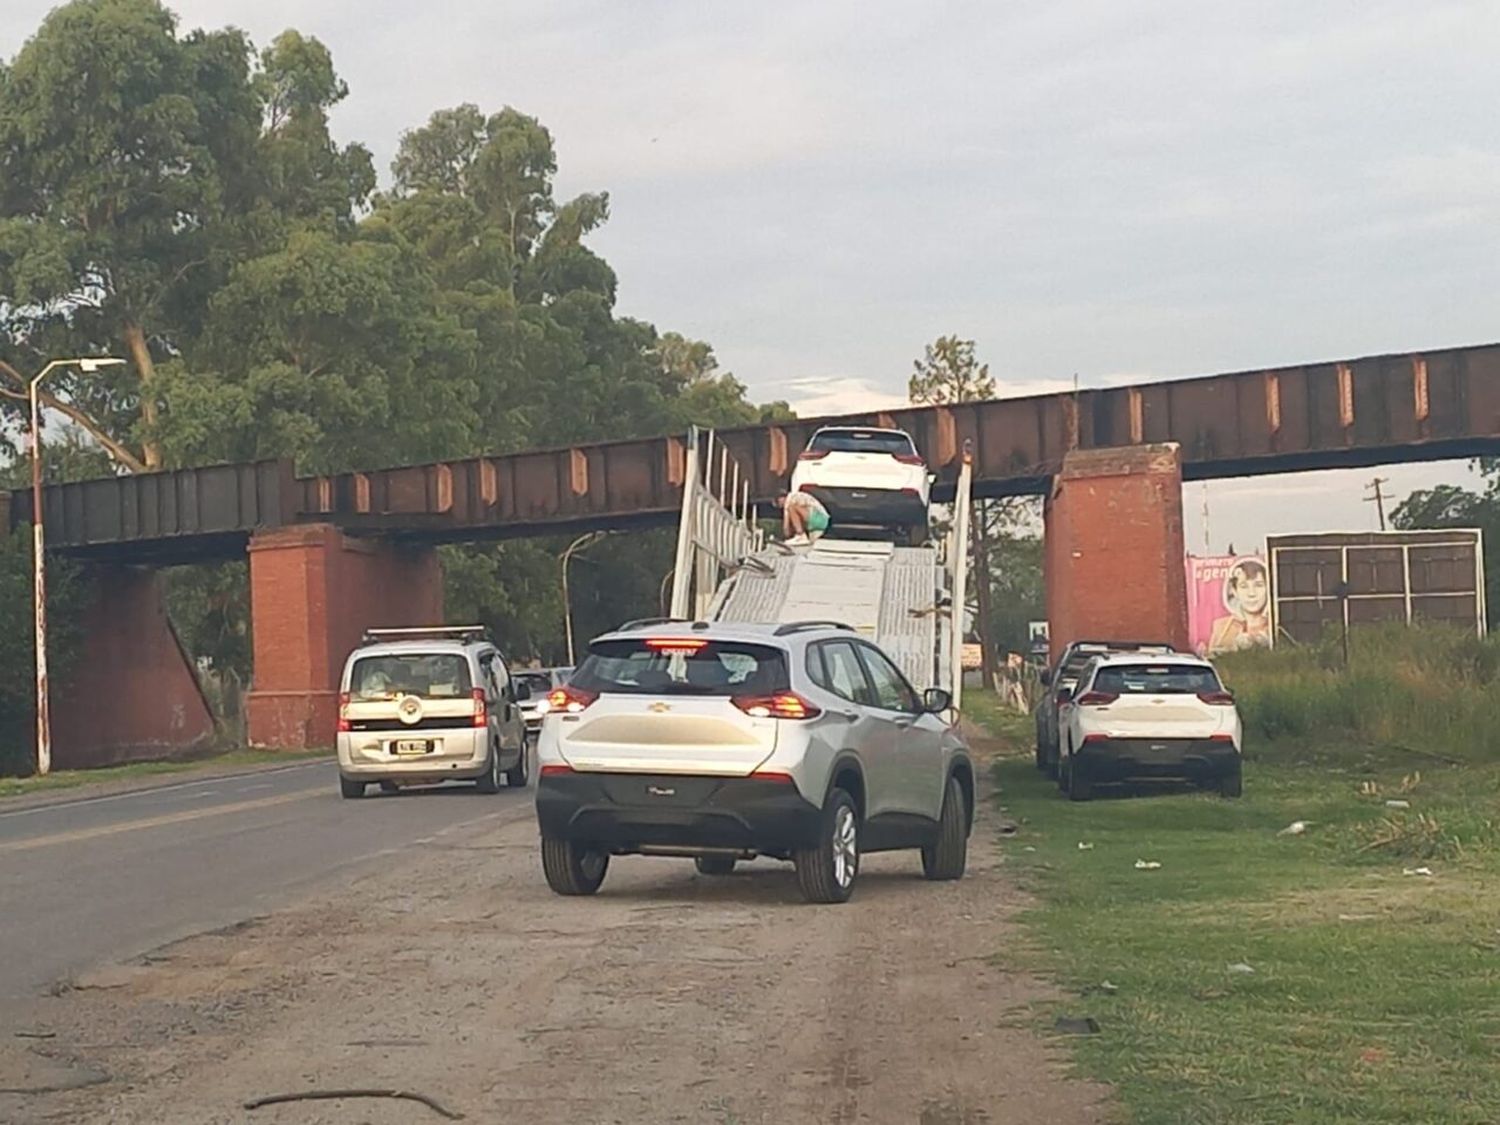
top-left (1058, 652), bottom-right (1243, 800)
top-left (789, 426), bottom-right (931, 534)
top-left (534, 619), bottom-right (975, 903)
top-left (337, 627), bottom-right (531, 798)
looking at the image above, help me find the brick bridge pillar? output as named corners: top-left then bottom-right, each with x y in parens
top-left (52, 567), bottom-right (216, 769)
top-left (1044, 443), bottom-right (1190, 660)
top-left (246, 525), bottom-right (443, 750)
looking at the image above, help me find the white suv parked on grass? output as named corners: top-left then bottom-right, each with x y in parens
top-left (534, 619), bottom-right (975, 903)
top-left (789, 426), bottom-right (931, 534)
top-left (1059, 653), bottom-right (1243, 800)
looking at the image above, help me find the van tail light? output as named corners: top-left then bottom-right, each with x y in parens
top-left (732, 692), bottom-right (822, 720)
top-left (893, 453), bottom-right (925, 465)
top-left (798, 450), bottom-right (829, 461)
top-left (337, 691), bottom-right (351, 733)
top-left (1076, 691), bottom-right (1119, 706)
top-left (1197, 691), bottom-right (1235, 705)
top-left (471, 687), bottom-right (488, 728)
top-left (548, 685), bottom-right (598, 714)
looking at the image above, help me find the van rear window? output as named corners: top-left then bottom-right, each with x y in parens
top-left (572, 639), bottom-right (789, 696)
top-left (351, 654), bottom-right (472, 700)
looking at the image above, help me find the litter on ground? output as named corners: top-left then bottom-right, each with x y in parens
top-left (1134, 860), bottom-right (1162, 870)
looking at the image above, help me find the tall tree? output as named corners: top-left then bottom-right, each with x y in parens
top-left (0, 0), bottom-right (264, 469)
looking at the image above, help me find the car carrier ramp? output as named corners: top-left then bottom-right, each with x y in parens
top-left (709, 539), bottom-right (947, 692)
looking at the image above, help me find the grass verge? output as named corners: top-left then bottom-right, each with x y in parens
top-left (974, 692), bottom-right (1500, 1124)
top-left (0, 748), bottom-right (332, 799)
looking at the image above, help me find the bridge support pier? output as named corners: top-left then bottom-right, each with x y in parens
top-left (1044, 443), bottom-right (1190, 659)
top-left (246, 524), bottom-right (443, 750)
top-left (53, 567), bottom-right (216, 769)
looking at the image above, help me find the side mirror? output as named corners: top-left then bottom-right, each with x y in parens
top-left (1056, 687), bottom-right (1073, 704)
top-left (1040, 668), bottom-right (1053, 687)
top-left (515, 681), bottom-right (532, 701)
top-left (922, 687), bottom-right (952, 713)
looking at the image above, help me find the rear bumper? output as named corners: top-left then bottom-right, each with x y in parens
top-left (1074, 738), bottom-right (1239, 781)
top-left (536, 772), bottom-right (823, 855)
top-left (337, 729), bottom-right (488, 780)
top-left (803, 485), bottom-right (927, 527)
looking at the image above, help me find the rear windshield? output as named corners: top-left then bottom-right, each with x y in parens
top-left (807, 430), bottom-right (916, 456)
top-left (514, 671), bottom-right (554, 696)
top-left (1092, 664), bottom-right (1222, 696)
top-left (350, 654), bottom-right (472, 700)
top-left (572, 639), bottom-right (789, 696)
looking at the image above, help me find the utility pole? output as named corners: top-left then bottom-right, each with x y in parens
top-left (1365, 476), bottom-right (1391, 531)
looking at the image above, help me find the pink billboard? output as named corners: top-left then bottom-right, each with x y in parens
top-left (1185, 554), bottom-right (1271, 656)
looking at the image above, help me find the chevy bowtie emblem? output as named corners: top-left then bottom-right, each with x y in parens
top-left (648, 702), bottom-right (671, 713)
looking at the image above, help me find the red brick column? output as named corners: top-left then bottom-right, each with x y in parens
top-left (52, 567), bottom-right (217, 769)
top-left (246, 525), bottom-right (443, 749)
top-left (1044, 444), bottom-right (1189, 660)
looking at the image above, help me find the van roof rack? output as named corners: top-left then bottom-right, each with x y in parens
top-left (361, 625), bottom-right (487, 643)
top-left (773, 620), bottom-right (855, 637)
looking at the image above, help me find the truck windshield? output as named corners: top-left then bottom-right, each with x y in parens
top-left (350, 654), bottom-right (472, 701)
top-left (572, 640), bottom-right (789, 696)
top-left (807, 430), bottom-right (916, 456)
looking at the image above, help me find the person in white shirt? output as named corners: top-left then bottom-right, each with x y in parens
top-left (775, 490), bottom-right (831, 546)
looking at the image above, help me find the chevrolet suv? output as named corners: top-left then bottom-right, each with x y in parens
top-left (789, 426), bottom-right (931, 534)
top-left (535, 620), bottom-right (974, 903)
top-left (337, 627), bottom-right (530, 798)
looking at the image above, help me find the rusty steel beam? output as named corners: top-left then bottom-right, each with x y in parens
top-left (15, 341), bottom-right (1500, 558)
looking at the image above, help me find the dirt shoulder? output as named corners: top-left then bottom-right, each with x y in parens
top-left (0, 751), bottom-right (332, 812)
top-left (5, 782), bottom-right (1110, 1125)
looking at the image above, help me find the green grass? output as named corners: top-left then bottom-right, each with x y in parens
top-left (0, 747), bottom-right (332, 799)
top-left (972, 635), bottom-right (1500, 1124)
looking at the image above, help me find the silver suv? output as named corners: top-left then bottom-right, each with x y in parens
top-left (534, 620), bottom-right (974, 903)
top-left (337, 627), bottom-right (530, 798)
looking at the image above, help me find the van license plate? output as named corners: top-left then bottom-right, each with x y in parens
top-left (394, 740), bottom-right (432, 755)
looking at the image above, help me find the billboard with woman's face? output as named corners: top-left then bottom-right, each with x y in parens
top-left (1186, 555), bottom-right (1271, 656)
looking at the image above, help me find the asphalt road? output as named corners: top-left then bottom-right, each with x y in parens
top-left (0, 761), bottom-right (537, 1003)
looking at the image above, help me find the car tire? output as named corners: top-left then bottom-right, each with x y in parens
top-left (475, 745), bottom-right (503, 794)
top-left (1218, 763), bottom-right (1243, 799)
top-left (541, 837), bottom-right (609, 896)
top-left (921, 775), bottom-right (968, 880)
top-left (339, 776), bottom-right (366, 799)
top-left (794, 789), bottom-right (860, 904)
top-left (694, 855), bottom-right (737, 876)
top-left (1066, 757), bottom-right (1095, 802)
top-left (505, 743), bottom-right (529, 788)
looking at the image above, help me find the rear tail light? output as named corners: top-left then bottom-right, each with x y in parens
top-left (644, 637), bottom-right (707, 652)
top-left (337, 691), bottom-right (351, 733)
top-left (539, 763), bottom-right (575, 777)
top-left (1209, 733), bottom-right (1235, 743)
top-left (750, 769), bottom-right (796, 784)
top-left (797, 449), bottom-right (829, 461)
top-left (900, 487), bottom-right (922, 497)
top-left (1082, 733), bottom-right (1109, 744)
top-left (1076, 691), bottom-right (1119, 706)
top-left (1197, 691), bottom-right (1235, 705)
top-left (893, 453), bottom-right (925, 465)
top-left (732, 692), bottom-right (822, 720)
top-left (471, 687), bottom-right (487, 728)
top-left (547, 685), bottom-right (598, 714)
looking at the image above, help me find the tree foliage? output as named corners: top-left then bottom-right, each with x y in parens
top-left (1392, 467), bottom-right (1500, 627)
top-left (0, 0), bottom-right (795, 742)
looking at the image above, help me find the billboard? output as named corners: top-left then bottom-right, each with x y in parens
top-left (1268, 530), bottom-right (1485, 644)
top-left (1186, 554), bottom-right (1272, 656)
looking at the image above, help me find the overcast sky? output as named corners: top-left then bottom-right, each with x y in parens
top-left (7, 0), bottom-right (1495, 551)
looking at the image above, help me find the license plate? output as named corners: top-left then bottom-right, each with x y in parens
top-left (393, 740), bottom-right (432, 755)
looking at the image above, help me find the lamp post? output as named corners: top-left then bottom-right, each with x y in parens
top-left (561, 531), bottom-right (607, 666)
top-left (29, 357), bottom-right (126, 775)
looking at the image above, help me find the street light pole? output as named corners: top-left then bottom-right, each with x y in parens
top-left (28, 357), bottom-right (125, 775)
top-left (561, 531), bottom-right (607, 666)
